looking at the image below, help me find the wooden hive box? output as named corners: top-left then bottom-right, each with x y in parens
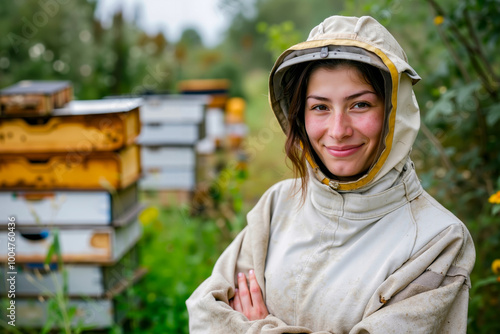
top-left (0, 144), bottom-right (141, 190)
top-left (0, 80), bottom-right (72, 116)
top-left (0, 98), bottom-right (142, 153)
top-left (178, 79), bottom-right (229, 108)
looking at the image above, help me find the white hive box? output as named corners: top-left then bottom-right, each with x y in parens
top-left (137, 95), bottom-right (208, 146)
top-left (141, 147), bottom-right (195, 170)
top-left (0, 182), bottom-right (139, 227)
top-left (140, 169), bottom-right (195, 191)
top-left (139, 123), bottom-right (200, 146)
top-left (0, 219), bottom-right (142, 264)
top-left (138, 94), bottom-right (209, 125)
top-left (140, 146), bottom-right (196, 190)
top-left (0, 248), bottom-right (145, 297)
top-left (12, 294), bottom-right (140, 330)
top-left (205, 107), bottom-right (225, 141)
top-left (135, 95), bottom-right (209, 192)
top-left (14, 298), bottom-right (115, 329)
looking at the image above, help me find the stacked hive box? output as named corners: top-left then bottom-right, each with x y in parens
top-left (178, 79), bottom-right (230, 151)
top-left (0, 81), bottom-right (145, 330)
top-left (179, 79), bottom-right (248, 176)
top-left (178, 79), bottom-right (230, 183)
top-left (136, 94), bottom-right (210, 205)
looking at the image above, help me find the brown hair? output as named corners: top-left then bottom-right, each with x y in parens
top-left (282, 59), bottom-right (386, 197)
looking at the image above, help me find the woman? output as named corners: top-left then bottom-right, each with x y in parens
top-left (187, 15), bottom-right (475, 333)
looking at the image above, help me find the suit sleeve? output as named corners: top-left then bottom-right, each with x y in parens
top-left (349, 223), bottom-right (475, 334)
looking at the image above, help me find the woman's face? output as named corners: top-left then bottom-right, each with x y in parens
top-left (304, 66), bottom-right (385, 179)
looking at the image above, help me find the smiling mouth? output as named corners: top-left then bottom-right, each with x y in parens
top-left (325, 144), bottom-right (363, 157)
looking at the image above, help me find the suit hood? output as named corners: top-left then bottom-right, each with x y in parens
top-left (269, 15), bottom-right (421, 191)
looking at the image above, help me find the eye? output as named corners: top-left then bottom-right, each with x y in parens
top-left (312, 104), bottom-right (328, 111)
top-left (352, 102), bottom-right (370, 109)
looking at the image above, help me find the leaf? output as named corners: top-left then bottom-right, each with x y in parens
top-left (62, 267), bottom-right (69, 296)
top-left (44, 231), bottom-right (55, 265)
top-left (470, 276), bottom-right (499, 294)
top-left (486, 103), bottom-right (500, 126)
top-left (492, 205), bottom-right (500, 216)
top-left (425, 89), bottom-right (457, 123)
top-left (41, 316), bottom-right (56, 334)
top-left (456, 81), bottom-right (481, 111)
top-left (53, 229), bottom-right (63, 268)
top-left (66, 305), bottom-right (77, 319)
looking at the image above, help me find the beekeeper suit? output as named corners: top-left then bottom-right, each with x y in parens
top-left (186, 15), bottom-right (475, 334)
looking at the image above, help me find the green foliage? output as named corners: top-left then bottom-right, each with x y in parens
top-left (0, 0), bottom-right (176, 98)
top-left (256, 21), bottom-right (301, 59)
top-left (200, 60), bottom-right (247, 98)
top-left (408, 0), bottom-right (500, 332)
top-left (220, 0), bottom-right (344, 70)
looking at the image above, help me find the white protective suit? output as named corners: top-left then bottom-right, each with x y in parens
top-left (186, 15), bottom-right (475, 334)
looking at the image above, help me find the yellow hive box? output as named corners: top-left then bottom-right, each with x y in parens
top-left (0, 98), bottom-right (141, 153)
top-left (225, 97), bottom-right (246, 124)
top-left (0, 144), bottom-right (140, 190)
top-left (178, 79), bottom-right (230, 108)
top-left (178, 79), bottom-right (230, 92)
top-left (0, 80), bottom-right (72, 116)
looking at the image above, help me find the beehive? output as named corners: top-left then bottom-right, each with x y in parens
top-left (0, 83), bottom-right (145, 330)
top-left (0, 99), bottom-right (141, 153)
top-left (0, 80), bottom-right (72, 116)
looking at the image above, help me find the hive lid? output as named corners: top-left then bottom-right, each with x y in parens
top-left (0, 80), bottom-right (71, 95)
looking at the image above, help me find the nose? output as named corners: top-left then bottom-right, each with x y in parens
top-left (328, 112), bottom-right (353, 140)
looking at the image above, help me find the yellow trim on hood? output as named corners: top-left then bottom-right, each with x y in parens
top-left (280, 39), bottom-right (400, 191)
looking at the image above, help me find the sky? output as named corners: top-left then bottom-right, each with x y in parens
top-left (95, 0), bottom-right (233, 47)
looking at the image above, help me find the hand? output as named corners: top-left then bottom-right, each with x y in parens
top-left (229, 269), bottom-right (269, 320)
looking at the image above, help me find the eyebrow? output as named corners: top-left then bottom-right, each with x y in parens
top-left (306, 90), bottom-right (377, 102)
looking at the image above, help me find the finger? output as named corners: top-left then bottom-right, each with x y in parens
top-left (229, 298), bottom-right (234, 309)
top-left (248, 269), bottom-right (265, 306)
top-left (233, 289), bottom-right (243, 313)
top-left (237, 272), bottom-right (253, 310)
